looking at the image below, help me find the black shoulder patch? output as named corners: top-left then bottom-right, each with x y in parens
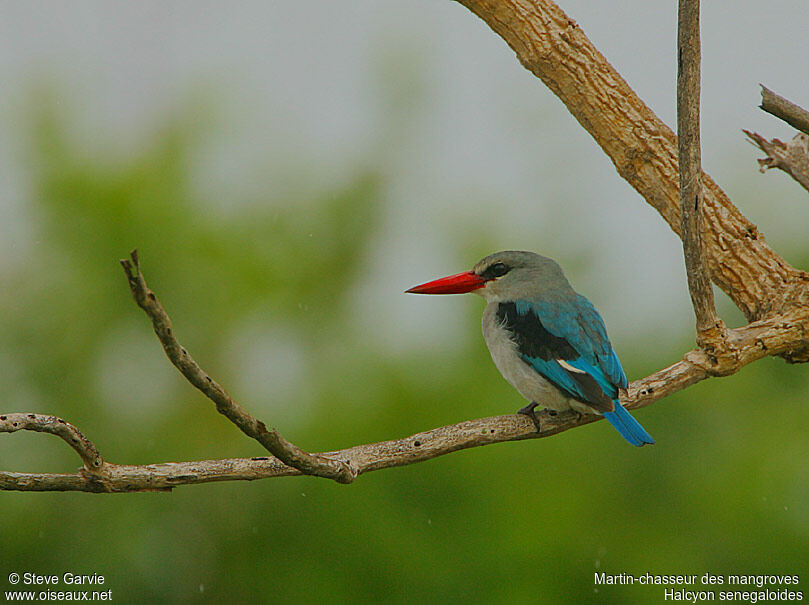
top-left (496, 302), bottom-right (578, 361)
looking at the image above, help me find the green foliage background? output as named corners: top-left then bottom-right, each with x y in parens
top-left (1, 93), bottom-right (808, 604)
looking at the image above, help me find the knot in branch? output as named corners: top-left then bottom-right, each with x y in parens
top-left (781, 347), bottom-right (809, 364)
top-left (330, 459), bottom-right (360, 484)
top-left (685, 330), bottom-right (740, 377)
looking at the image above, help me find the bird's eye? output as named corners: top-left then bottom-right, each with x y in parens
top-left (489, 262), bottom-right (509, 278)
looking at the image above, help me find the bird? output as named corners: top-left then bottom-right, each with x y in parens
top-left (406, 250), bottom-right (654, 447)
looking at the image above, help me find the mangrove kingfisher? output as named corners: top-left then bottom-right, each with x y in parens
top-left (406, 250), bottom-right (654, 446)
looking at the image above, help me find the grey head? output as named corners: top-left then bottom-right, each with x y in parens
top-left (471, 250), bottom-right (574, 302)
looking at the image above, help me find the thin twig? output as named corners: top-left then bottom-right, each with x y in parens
top-left (119, 250), bottom-right (357, 484)
top-left (3, 306), bottom-right (807, 492)
top-left (0, 413), bottom-right (104, 472)
top-left (4, 0), bottom-right (809, 494)
top-left (760, 85), bottom-right (809, 137)
top-left (744, 131), bottom-right (809, 194)
top-left (677, 0), bottom-right (727, 352)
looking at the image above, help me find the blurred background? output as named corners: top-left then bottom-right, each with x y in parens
top-left (1, 1), bottom-right (808, 602)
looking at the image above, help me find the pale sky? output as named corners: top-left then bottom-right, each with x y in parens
top-left (1, 0), bottom-right (807, 354)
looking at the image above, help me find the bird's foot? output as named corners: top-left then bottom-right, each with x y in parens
top-left (517, 402), bottom-right (542, 433)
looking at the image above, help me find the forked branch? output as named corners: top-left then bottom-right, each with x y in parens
top-left (3, 0), bottom-right (809, 492)
top-left (2, 260), bottom-right (808, 492)
top-left (0, 413), bottom-right (103, 472)
top-left (456, 0), bottom-right (807, 323)
top-left (745, 87), bottom-right (809, 195)
top-left (676, 0), bottom-right (727, 354)
top-left (119, 251), bottom-right (357, 484)
top-left (744, 131), bottom-right (809, 194)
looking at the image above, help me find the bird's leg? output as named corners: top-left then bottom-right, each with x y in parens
top-left (517, 402), bottom-right (542, 433)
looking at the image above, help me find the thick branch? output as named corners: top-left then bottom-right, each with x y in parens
top-left (120, 250), bottom-right (357, 484)
top-left (744, 131), bottom-right (809, 194)
top-left (3, 306), bottom-right (808, 492)
top-left (5, 1), bottom-right (809, 494)
top-left (760, 85), bottom-right (809, 137)
top-left (677, 0), bottom-right (726, 349)
top-left (455, 0), bottom-right (808, 322)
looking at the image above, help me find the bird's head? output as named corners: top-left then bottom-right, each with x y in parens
top-left (406, 250), bottom-right (567, 302)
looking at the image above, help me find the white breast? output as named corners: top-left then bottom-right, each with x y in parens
top-left (480, 303), bottom-right (574, 412)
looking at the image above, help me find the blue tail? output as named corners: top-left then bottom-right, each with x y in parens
top-left (602, 402), bottom-right (655, 447)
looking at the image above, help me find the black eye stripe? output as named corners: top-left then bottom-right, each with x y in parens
top-left (480, 262), bottom-right (510, 280)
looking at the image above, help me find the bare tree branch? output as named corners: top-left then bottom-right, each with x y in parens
top-left (3, 304), bottom-right (807, 492)
top-left (120, 250), bottom-right (357, 484)
top-left (743, 87), bottom-right (809, 195)
top-left (760, 85), bottom-right (809, 137)
top-left (455, 0), bottom-right (808, 325)
top-left (4, 0), bottom-right (809, 493)
top-left (744, 131), bottom-right (809, 194)
top-left (677, 0), bottom-right (727, 353)
top-left (0, 413), bottom-right (104, 473)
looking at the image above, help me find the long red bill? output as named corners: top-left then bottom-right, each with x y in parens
top-left (405, 271), bottom-right (486, 294)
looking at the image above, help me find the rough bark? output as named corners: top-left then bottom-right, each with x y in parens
top-left (744, 131), bottom-right (809, 194)
top-left (4, 0), bottom-right (809, 492)
top-left (455, 0), bottom-right (809, 323)
top-left (120, 251), bottom-right (358, 484)
top-left (3, 295), bottom-right (807, 492)
top-left (676, 0), bottom-right (727, 354)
